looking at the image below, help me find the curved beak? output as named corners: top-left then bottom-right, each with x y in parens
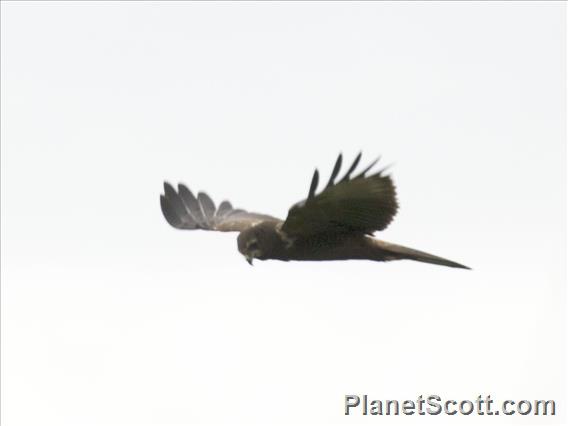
top-left (245, 255), bottom-right (254, 266)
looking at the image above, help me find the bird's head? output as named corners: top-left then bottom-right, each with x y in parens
top-left (237, 222), bottom-right (280, 265)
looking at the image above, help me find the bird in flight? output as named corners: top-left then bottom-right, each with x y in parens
top-left (160, 153), bottom-right (469, 269)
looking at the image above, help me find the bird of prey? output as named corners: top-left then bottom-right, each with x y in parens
top-left (160, 153), bottom-right (469, 269)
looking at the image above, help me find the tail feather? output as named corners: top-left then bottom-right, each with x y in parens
top-left (373, 239), bottom-right (470, 269)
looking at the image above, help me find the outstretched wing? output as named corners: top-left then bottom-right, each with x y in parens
top-left (281, 153), bottom-right (398, 237)
top-left (160, 182), bottom-right (280, 232)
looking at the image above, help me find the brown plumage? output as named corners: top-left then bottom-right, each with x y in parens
top-left (160, 153), bottom-right (469, 269)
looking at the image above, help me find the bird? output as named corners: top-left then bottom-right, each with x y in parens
top-left (160, 153), bottom-right (470, 269)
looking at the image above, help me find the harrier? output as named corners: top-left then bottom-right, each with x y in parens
top-left (160, 153), bottom-right (469, 269)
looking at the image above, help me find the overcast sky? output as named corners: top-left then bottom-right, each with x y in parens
top-left (1, 2), bottom-right (565, 425)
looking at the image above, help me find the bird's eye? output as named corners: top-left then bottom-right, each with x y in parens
top-left (248, 241), bottom-right (259, 251)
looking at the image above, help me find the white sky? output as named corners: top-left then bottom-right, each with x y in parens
top-left (1, 1), bottom-right (565, 425)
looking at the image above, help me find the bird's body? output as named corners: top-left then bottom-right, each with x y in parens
top-left (237, 221), bottom-right (468, 268)
top-left (160, 153), bottom-right (469, 269)
top-left (237, 222), bottom-right (368, 262)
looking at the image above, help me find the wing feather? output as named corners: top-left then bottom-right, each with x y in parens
top-left (216, 201), bottom-right (233, 218)
top-left (163, 183), bottom-right (198, 228)
top-left (160, 195), bottom-right (187, 228)
top-left (197, 192), bottom-right (216, 226)
top-left (178, 184), bottom-right (205, 227)
top-left (326, 154), bottom-right (342, 188)
top-left (338, 151), bottom-right (362, 183)
top-left (307, 169), bottom-right (319, 199)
